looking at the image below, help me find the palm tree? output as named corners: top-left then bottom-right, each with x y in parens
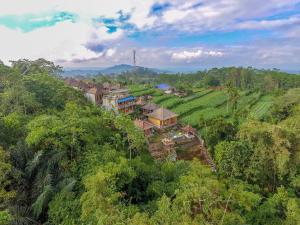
top-left (226, 84), bottom-right (240, 112)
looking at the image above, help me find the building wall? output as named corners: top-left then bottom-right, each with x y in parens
top-left (84, 93), bottom-right (96, 104)
top-left (103, 97), bottom-right (117, 110)
top-left (148, 117), bottom-right (162, 127)
top-left (148, 116), bottom-right (177, 128)
top-left (163, 117), bottom-right (177, 126)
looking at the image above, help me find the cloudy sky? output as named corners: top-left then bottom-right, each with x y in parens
top-left (1, 0), bottom-right (300, 71)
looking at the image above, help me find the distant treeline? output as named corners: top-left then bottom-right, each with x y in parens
top-left (104, 67), bottom-right (300, 92)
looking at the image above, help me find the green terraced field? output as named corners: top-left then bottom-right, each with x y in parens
top-left (181, 107), bottom-right (231, 126)
top-left (171, 90), bottom-right (228, 116)
top-left (131, 88), bottom-right (158, 96)
top-left (129, 85), bottom-right (274, 126)
top-left (129, 85), bottom-right (148, 94)
top-left (236, 92), bottom-right (262, 111)
top-left (152, 94), bottom-right (174, 103)
top-left (157, 97), bottom-right (182, 108)
top-left (249, 95), bottom-right (274, 119)
top-left (182, 89), bottom-right (213, 102)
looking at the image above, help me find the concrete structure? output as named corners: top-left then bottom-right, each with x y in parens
top-left (65, 78), bottom-right (105, 105)
top-left (103, 89), bottom-right (136, 114)
top-left (147, 107), bottom-right (178, 129)
top-left (84, 85), bottom-right (104, 105)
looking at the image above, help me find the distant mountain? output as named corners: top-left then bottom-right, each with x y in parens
top-left (62, 68), bottom-right (103, 77)
top-left (63, 64), bottom-right (168, 76)
top-left (101, 64), bottom-right (135, 74)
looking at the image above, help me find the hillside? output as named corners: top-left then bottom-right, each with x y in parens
top-left (63, 64), bottom-right (166, 76)
top-left (1, 60), bottom-right (300, 225)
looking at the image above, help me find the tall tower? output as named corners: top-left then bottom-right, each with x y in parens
top-left (133, 50), bottom-right (136, 67)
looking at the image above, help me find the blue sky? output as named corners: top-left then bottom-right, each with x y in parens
top-left (0, 0), bottom-right (300, 70)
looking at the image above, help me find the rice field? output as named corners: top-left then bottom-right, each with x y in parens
top-left (129, 85), bottom-right (148, 94)
top-left (248, 95), bottom-right (274, 119)
top-left (171, 90), bottom-right (228, 116)
top-left (129, 85), bottom-right (274, 126)
top-left (131, 88), bottom-right (158, 96)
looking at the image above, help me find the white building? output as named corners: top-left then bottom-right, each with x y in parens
top-left (103, 89), bottom-right (136, 114)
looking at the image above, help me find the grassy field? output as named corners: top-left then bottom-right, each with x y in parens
top-left (129, 85), bottom-right (274, 126)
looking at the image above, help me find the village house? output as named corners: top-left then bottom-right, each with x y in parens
top-left (65, 78), bottom-right (106, 105)
top-left (147, 107), bottom-right (178, 129)
top-left (65, 78), bottom-right (92, 91)
top-left (134, 119), bottom-right (155, 137)
top-left (174, 90), bottom-right (188, 97)
top-left (84, 84), bottom-right (104, 105)
top-left (102, 89), bottom-right (136, 114)
top-left (155, 83), bottom-right (175, 94)
top-left (135, 96), bottom-right (145, 106)
top-left (103, 82), bottom-right (122, 93)
top-left (141, 102), bottom-right (159, 115)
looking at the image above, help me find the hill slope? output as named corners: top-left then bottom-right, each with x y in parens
top-left (63, 64), bottom-right (166, 76)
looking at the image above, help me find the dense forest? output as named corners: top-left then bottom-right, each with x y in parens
top-left (1, 59), bottom-right (300, 225)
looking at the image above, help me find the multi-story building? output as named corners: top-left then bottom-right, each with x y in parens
top-left (102, 89), bottom-right (136, 114)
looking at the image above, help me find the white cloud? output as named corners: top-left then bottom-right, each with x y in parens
top-left (171, 49), bottom-right (223, 61)
top-left (0, 0), bottom-right (160, 65)
top-left (237, 16), bottom-right (300, 30)
top-left (172, 50), bottom-right (203, 60)
top-left (157, 0), bottom-right (300, 33)
top-left (0, 0), bottom-right (300, 69)
top-left (105, 48), bottom-right (116, 57)
top-left (0, 0), bottom-right (159, 29)
top-left (0, 21), bottom-right (123, 65)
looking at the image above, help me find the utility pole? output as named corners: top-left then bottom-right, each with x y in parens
top-left (133, 49), bottom-right (136, 67)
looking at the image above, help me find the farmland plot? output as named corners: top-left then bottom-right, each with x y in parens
top-left (181, 107), bottom-right (230, 126)
top-left (183, 89), bottom-right (213, 102)
top-left (153, 95), bottom-right (175, 104)
top-left (249, 95), bottom-right (274, 119)
top-left (159, 97), bottom-right (183, 108)
top-left (132, 88), bottom-right (157, 96)
top-left (235, 92), bottom-right (262, 112)
top-left (172, 90), bottom-right (228, 116)
top-left (129, 85), bottom-right (147, 94)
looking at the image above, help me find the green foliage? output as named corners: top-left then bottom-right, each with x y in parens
top-left (48, 191), bottom-right (82, 225)
top-left (269, 88), bottom-right (300, 122)
top-left (0, 210), bottom-right (12, 225)
top-left (215, 141), bottom-right (252, 178)
top-left (11, 58), bottom-right (62, 76)
top-left (239, 121), bottom-right (299, 191)
top-left (1, 60), bottom-right (300, 225)
top-left (0, 82), bottom-right (40, 115)
top-left (23, 73), bottom-right (86, 110)
top-left (0, 147), bottom-right (15, 208)
top-left (200, 117), bottom-right (237, 152)
top-left (80, 168), bottom-right (123, 224)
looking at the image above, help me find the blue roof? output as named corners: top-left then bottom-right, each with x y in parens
top-left (117, 95), bottom-right (136, 103)
top-left (155, 83), bottom-right (171, 90)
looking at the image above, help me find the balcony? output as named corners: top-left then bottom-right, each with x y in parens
top-left (117, 101), bottom-right (136, 109)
